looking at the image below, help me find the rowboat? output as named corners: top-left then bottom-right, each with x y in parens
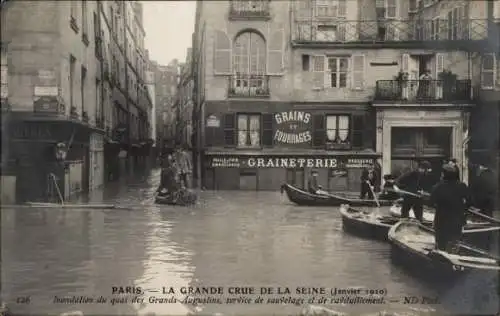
top-left (155, 190), bottom-right (197, 206)
top-left (281, 183), bottom-right (393, 207)
top-left (389, 204), bottom-right (436, 222)
top-left (388, 221), bottom-right (500, 281)
top-left (341, 205), bottom-right (500, 247)
top-left (340, 204), bottom-right (399, 241)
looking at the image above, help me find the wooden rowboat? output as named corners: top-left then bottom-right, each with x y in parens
top-left (341, 205), bottom-right (500, 247)
top-left (281, 183), bottom-right (393, 207)
top-left (340, 204), bottom-right (399, 241)
top-left (155, 191), bottom-right (197, 206)
top-left (388, 221), bottom-right (500, 281)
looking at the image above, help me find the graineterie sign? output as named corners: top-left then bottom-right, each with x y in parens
top-left (209, 156), bottom-right (376, 169)
top-left (210, 157), bottom-right (338, 168)
top-left (274, 111), bottom-right (312, 145)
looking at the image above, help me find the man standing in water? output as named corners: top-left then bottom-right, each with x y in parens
top-left (394, 161), bottom-right (433, 222)
top-left (430, 164), bottom-right (472, 251)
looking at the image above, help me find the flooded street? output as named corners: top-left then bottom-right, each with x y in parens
top-left (1, 169), bottom-right (498, 316)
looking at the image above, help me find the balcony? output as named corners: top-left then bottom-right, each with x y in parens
top-left (227, 74), bottom-right (270, 98)
top-left (229, 0), bottom-right (270, 20)
top-left (292, 19), bottom-right (493, 50)
top-left (374, 79), bottom-right (472, 103)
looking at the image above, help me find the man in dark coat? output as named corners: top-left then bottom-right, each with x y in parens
top-left (444, 158), bottom-right (460, 181)
top-left (469, 163), bottom-right (496, 217)
top-left (157, 155), bottom-right (180, 196)
top-left (360, 164), bottom-right (379, 199)
top-left (394, 161), bottom-right (433, 222)
top-left (379, 174), bottom-right (399, 200)
top-left (307, 169), bottom-right (327, 195)
top-left (430, 164), bottom-right (472, 251)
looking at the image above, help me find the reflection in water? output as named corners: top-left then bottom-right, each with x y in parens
top-left (1, 169), bottom-right (498, 315)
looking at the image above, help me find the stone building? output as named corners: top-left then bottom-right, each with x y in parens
top-left (98, 0), bottom-right (152, 182)
top-left (149, 59), bottom-right (180, 153)
top-left (1, 1), bottom-right (104, 202)
top-left (192, 0), bottom-right (499, 193)
top-left (175, 48), bottom-right (195, 149)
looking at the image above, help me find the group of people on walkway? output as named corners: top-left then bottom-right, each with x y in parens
top-left (307, 158), bottom-right (497, 252)
top-left (156, 144), bottom-right (193, 200)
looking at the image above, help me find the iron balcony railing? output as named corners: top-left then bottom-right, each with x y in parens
top-left (229, 0), bottom-right (270, 19)
top-left (375, 79), bottom-right (472, 102)
top-left (293, 19), bottom-right (491, 43)
top-left (228, 74), bottom-right (270, 98)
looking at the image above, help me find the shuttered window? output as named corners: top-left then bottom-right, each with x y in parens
top-left (262, 114), bottom-right (274, 147)
top-left (351, 54), bottom-right (365, 90)
top-left (268, 28), bottom-right (284, 75)
top-left (214, 30), bottom-right (231, 74)
top-left (352, 114), bottom-right (365, 149)
top-left (223, 113), bottom-right (235, 146)
top-left (312, 114), bottom-right (325, 147)
top-left (481, 54), bottom-right (496, 90)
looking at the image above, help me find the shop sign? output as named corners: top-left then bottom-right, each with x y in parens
top-left (34, 86), bottom-right (59, 97)
top-left (11, 123), bottom-right (52, 140)
top-left (345, 158), bottom-right (374, 168)
top-left (210, 156), bottom-right (338, 168)
top-left (274, 111), bottom-right (312, 145)
top-left (206, 114), bottom-right (220, 128)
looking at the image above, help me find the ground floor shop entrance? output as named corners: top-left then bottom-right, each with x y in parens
top-left (375, 108), bottom-right (469, 184)
top-left (391, 127), bottom-right (452, 182)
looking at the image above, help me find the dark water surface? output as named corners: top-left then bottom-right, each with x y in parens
top-left (1, 169), bottom-right (498, 315)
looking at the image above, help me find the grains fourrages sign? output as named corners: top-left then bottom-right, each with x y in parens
top-left (273, 111), bottom-right (312, 145)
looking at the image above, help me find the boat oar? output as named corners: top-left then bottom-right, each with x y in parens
top-left (367, 181), bottom-right (380, 207)
top-left (466, 208), bottom-right (500, 226)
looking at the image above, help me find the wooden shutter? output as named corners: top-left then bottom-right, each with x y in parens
top-left (268, 27), bottom-right (284, 75)
top-left (481, 54), bottom-right (496, 90)
top-left (351, 114), bottom-right (364, 149)
top-left (338, 0), bottom-right (347, 17)
top-left (223, 113), bottom-right (235, 147)
top-left (262, 114), bottom-right (274, 147)
top-left (312, 55), bottom-right (326, 89)
top-left (435, 53), bottom-right (444, 78)
top-left (214, 30), bottom-right (231, 75)
top-left (312, 114), bottom-right (325, 148)
top-left (401, 53), bottom-right (409, 73)
top-left (351, 54), bottom-right (365, 90)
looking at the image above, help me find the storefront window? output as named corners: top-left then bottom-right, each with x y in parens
top-left (326, 115), bottom-right (350, 145)
top-left (237, 114), bottom-right (261, 148)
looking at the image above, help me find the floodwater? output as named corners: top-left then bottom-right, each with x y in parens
top-left (1, 169), bottom-right (498, 316)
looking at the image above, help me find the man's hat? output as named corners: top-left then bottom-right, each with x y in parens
top-left (418, 161), bottom-right (431, 169)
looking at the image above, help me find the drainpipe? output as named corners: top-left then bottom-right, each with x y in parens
top-left (462, 135), bottom-right (470, 185)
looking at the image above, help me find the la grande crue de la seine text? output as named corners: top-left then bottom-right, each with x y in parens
top-left (111, 286), bottom-right (387, 296)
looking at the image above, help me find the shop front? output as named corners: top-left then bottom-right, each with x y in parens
top-left (375, 107), bottom-right (470, 184)
top-left (203, 152), bottom-right (379, 192)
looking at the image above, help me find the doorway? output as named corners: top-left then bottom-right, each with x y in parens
top-left (391, 126), bottom-right (452, 181)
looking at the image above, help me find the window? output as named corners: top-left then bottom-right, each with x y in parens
top-left (71, 1), bottom-right (78, 22)
top-left (315, 0), bottom-right (346, 17)
top-left (96, 79), bottom-right (102, 125)
top-left (237, 114), bottom-right (260, 148)
top-left (431, 18), bottom-right (440, 40)
top-left (328, 57), bottom-right (348, 88)
top-left (385, 0), bottom-right (397, 18)
top-left (81, 66), bottom-right (87, 115)
top-left (69, 55), bottom-right (76, 111)
top-left (316, 24), bottom-right (345, 41)
top-left (232, 31), bottom-right (266, 91)
top-left (326, 115), bottom-right (350, 145)
top-left (481, 54), bottom-right (496, 89)
top-left (81, 0), bottom-right (88, 36)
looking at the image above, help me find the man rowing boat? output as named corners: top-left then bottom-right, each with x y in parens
top-left (393, 161), bottom-right (433, 223)
top-left (307, 169), bottom-right (328, 195)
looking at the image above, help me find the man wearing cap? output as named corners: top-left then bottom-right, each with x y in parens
top-left (308, 169), bottom-right (328, 195)
top-left (393, 161), bottom-right (433, 222)
top-left (430, 164), bottom-right (472, 251)
top-left (444, 158), bottom-right (460, 181)
top-left (469, 162), bottom-right (496, 217)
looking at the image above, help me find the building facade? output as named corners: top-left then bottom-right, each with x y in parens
top-left (98, 0), bottom-right (152, 182)
top-left (176, 48), bottom-right (195, 149)
top-left (1, 1), bottom-right (105, 203)
top-left (193, 0), bottom-right (499, 193)
top-left (149, 59), bottom-right (180, 153)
